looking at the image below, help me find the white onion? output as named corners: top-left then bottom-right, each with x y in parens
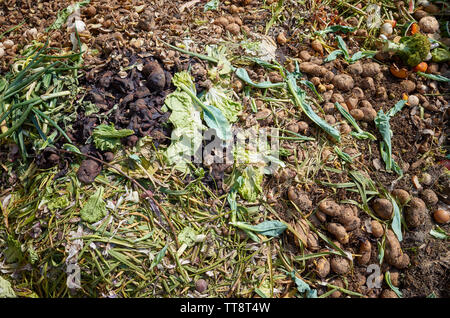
top-left (380, 22), bottom-right (393, 36)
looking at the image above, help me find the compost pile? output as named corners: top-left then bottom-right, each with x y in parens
top-left (0, 0), bottom-right (449, 298)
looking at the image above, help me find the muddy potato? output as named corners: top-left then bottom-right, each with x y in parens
top-left (347, 62), bottom-right (363, 75)
top-left (226, 23), bottom-right (241, 35)
top-left (350, 109), bottom-right (364, 121)
top-left (214, 16), bottom-right (229, 27)
top-left (329, 278), bottom-right (344, 298)
top-left (420, 189), bottom-right (438, 206)
top-left (330, 256), bottom-right (350, 274)
top-left (319, 200), bottom-right (342, 217)
top-left (77, 159), bottom-right (102, 184)
top-left (385, 230), bottom-right (410, 269)
top-left (316, 258), bottom-right (330, 278)
top-left (327, 223), bottom-right (349, 244)
top-left (361, 63), bottom-right (381, 77)
top-left (340, 122), bottom-right (352, 134)
top-left (391, 189), bottom-right (410, 205)
top-left (288, 187), bottom-right (313, 211)
top-left (332, 74), bottom-right (354, 91)
top-left (338, 207), bottom-right (360, 231)
top-left (380, 289), bottom-right (398, 298)
top-left (299, 62), bottom-right (327, 77)
top-left (357, 240), bottom-right (371, 265)
top-left (389, 271), bottom-right (400, 287)
top-left (361, 107), bottom-right (377, 122)
top-left (405, 197), bottom-right (427, 228)
top-left (311, 39), bottom-right (323, 54)
top-left (371, 220), bottom-right (384, 238)
top-left (372, 198), bottom-right (393, 220)
top-left (316, 210), bottom-right (327, 222)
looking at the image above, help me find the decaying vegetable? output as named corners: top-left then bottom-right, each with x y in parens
top-left (319, 200), bottom-right (342, 217)
top-left (382, 33), bottom-right (431, 67)
top-left (372, 198), bottom-right (393, 220)
top-left (405, 197), bottom-right (427, 228)
top-left (433, 209), bottom-right (450, 224)
top-left (357, 240), bottom-right (372, 265)
top-left (327, 222), bottom-right (349, 244)
top-left (316, 258), bottom-right (330, 278)
top-left (370, 220), bottom-right (384, 238)
top-left (385, 230), bottom-right (410, 269)
top-left (338, 207), bottom-right (360, 231)
top-left (392, 189), bottom-right (410, 205)
top-left (330, 256), bottom-right (350, 274)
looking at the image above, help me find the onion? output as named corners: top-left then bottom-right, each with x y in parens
top-left (380, 22), bottom-right (393, 35)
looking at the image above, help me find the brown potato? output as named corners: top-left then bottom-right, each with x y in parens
top-left (391, 189), bottom-right (410, 205)
top-left (433, 209), bottom-right (450, 224)
top-left (405, 197), bottom-right (427, 228)
top-left (421, 189), bottom-right (438, 206)
top-left (319, 200), bottom-right (342, 217)
top-left (332, 74), bottom-right (354, 91)
top-left (371, 220), bottom-right (384, 238)
top-left (299, 62), bottom-right (327, 77)
top-left (385, 230), bottom-right (410, 269)
top-left (338, 207), bottom-right (360, 231)
top-left (330, 256), bottom-right (350, 274)
top-left (361, 63), bottom-right (381, 77)
top-left (327, 223), bottom-right (349, 244)
top-left (372, 198), bottom-right (393, 220)
top-left (288, 187), bottom-right (313, 211)
top-left (316, 258), bottom-right (330, 278)
top-left (329, 278), bottom-right (343, 298)
top-left (226, 23), bottom-right (240, 35)
top-left (361, 106), bottom-right (377, 122)
top-left (350, 109), bottom-right (364, 121)
top-left (380, 289), bottom-right (398, 298)
top-left (357, 240), bottom-right (371, 265)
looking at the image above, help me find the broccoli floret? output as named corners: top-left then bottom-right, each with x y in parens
top-left (382, 33), bottom-right (431, 67)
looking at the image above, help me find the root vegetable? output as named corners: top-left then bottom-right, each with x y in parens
top-left (214, 17), bottom-right (229, 27)
top-left (332, 74), bottom-right (354, 91)
top-left (292, 219), bottom-right (310, 247)
top-left (361, 63), bottom-right (381, 77)
top-left (350, 109), bottom-right (364, 121)
top-left (405, 197), bottom-right (427, 228)
top-left (380, 290), bottom-right (398, 298)
top-left (311, 39), bottom-right (323, 54)
top-left (357, 240), bottom-right (372, 265)
top-left (277, 32), bottom-right (287, 45)
top-left (421, 189), bottom-right (438, 206)
top-left (319, 200), bottom-right (342, 217)
top-left (371, 220), bottom-right (384, 238)
top-left (361, 107), bottom-right (377, 122)
top-left (347, 62), bottom-right (363, 75)
top-left (288, 187), bottom-right (312, 211)
top-left (385, 230), bottom-right (410, 269)
top-left (226, 23), bottom-right (241, 35)
top-left (330, 256), bottom-right (350, 274)
top-left (316, 258), bottom-right (330, 278)
top-left (327, 223), bottom-right (349, 244)
top-left (373, 199), bottom-right (393, 220)
top-left (338, 207), bottom-right (360, 231)
top-left (299, 62), bottom-right (327, 76)
top-left (330, 278), bottom-right (343, 298)
top-left (433, 209), bottom-right (450, 224)
top-left (419, 16), bottom-right (439, 34)
top-left (391, 189), bottom-right (410, 205)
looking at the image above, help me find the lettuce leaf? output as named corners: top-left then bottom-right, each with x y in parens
top-left (92, 124), bottom-right (134, 151)
top-left (204, 86), bottom-right (242, 122)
